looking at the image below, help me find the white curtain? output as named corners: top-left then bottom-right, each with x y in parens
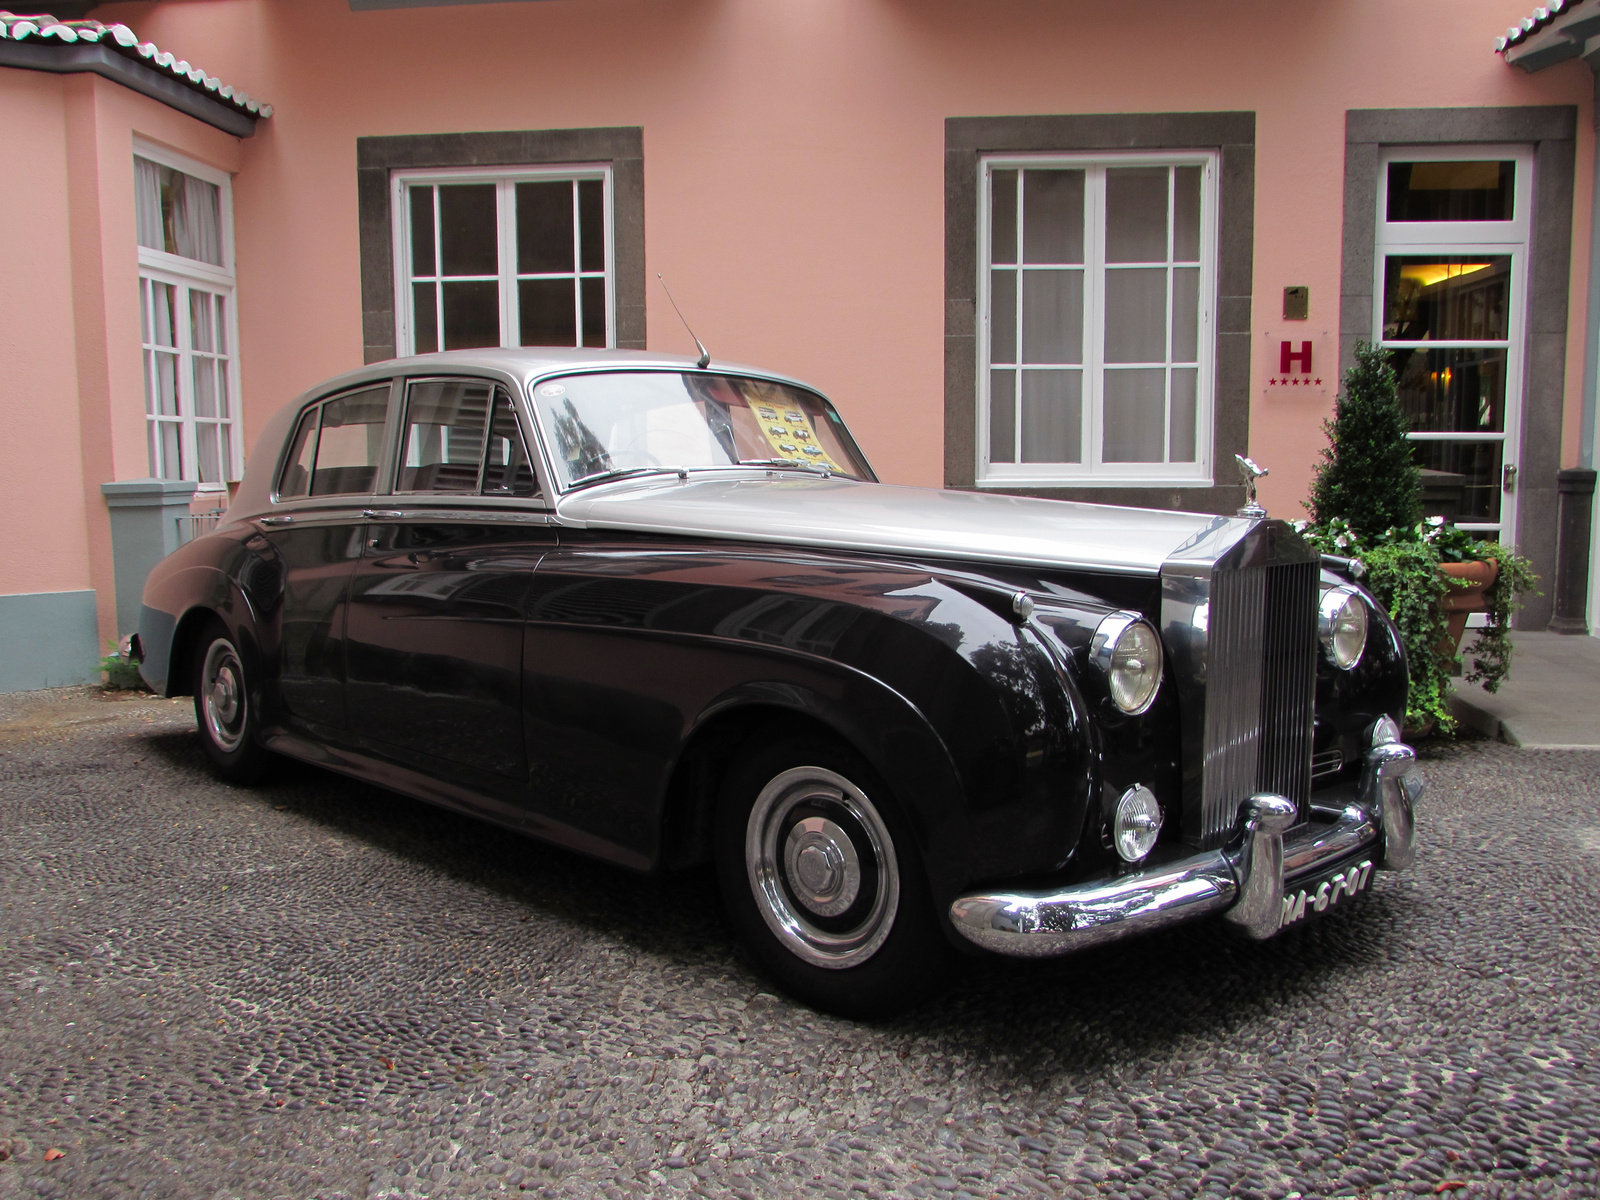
top-left (134, 157), bottom-right (164, 251)
top-left (171, 173), bottom-right (223, 266)
top-left (136, 156), bottom-right (224, 266)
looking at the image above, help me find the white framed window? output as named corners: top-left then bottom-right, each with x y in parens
top-left (1374, 144), bottom-right (1532, 542)
top-left (134, 140), bottom-right (242, 489)
top-left (392, 166), bottom-right (614, 356)
top-left (976, 152), bottom-right (1219, 487)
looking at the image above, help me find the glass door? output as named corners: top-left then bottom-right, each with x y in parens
top-left (1375, 149), bottom-right (1532, 543)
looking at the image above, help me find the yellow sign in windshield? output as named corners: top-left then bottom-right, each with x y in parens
top-left (746, 383), bottom-right (844, 473)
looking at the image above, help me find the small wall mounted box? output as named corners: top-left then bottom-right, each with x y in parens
top-left (1283, 286), bottom-right (1309, 320)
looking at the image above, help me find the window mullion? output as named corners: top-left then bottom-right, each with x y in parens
top-left (571, 179), bottom-right (584, 348)
top-left (433, 185), bottom-right (445, 352)
top-left (1164, 165), bottom-right (1175, 465)
top-left (604, 170), bottom-right (616, 348)
top-left (1088, 167), bottom-right (1106, 472)
top-left (501, 180), bottom-right (518, 348)
top-left (1013, 170), bottom-right (1024, 463)
top-left (174, 281), bottom-right (196, 484)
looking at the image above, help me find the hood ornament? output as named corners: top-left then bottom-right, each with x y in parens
top-left (1235, 454), bottom-right (1269, 519)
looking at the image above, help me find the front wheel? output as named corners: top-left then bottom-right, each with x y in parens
top-left (192, 619), bottom-right (271, 784)
top-left (714, 734), bottom-right (954, 1017)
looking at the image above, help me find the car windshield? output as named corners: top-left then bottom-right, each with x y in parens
top-left (529, 371), bottom-right (875, 489)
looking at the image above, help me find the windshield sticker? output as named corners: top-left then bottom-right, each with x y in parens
top-left (537, 382), bottom-right (567, 398)
top-left (752, 403), bottom-right (844, 473)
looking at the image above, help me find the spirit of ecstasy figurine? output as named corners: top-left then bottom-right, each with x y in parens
top-left (1236, 454), bottom-right (1268, 518)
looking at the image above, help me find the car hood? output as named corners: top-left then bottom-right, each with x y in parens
top-left (554, 475), bottom-right (1244, 575)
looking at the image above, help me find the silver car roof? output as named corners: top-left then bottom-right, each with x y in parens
top-left (296, 348), bottom-right (819, 398)
top-left (229, 349), bottom-right (837, 517)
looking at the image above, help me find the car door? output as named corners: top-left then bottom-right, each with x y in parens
top-left (343, 377), bottom-right (554, 810)
top-left (260, 381), bottom-right (395, 737)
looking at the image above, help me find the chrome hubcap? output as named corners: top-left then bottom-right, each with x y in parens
top-left (785, 817), bottom-right (860, 917)
top-left (201, 639), bottom-right (246, 753)
top-left (746, 766), bottom-right (899, 969)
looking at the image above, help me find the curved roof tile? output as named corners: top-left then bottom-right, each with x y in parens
top-left (1496, 0), bottom-right (1572, 52)
top-left (0, 10), bottom-right (271, 117)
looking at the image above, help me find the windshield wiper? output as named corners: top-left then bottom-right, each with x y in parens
top-left (566, 465), bottom-right (689, 489)
top-left (742, 457), bottom-right (835, 477)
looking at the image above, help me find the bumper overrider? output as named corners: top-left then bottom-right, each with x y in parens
top-left (949, 725), bottom-right (1424, 958)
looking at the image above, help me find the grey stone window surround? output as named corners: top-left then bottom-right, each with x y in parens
top-left (357, 128), bottom-right (645, 365)
top-left (945, 113), bottom-right (1256, 514)
top-left (1342, 107), bottom-right (1576, 630)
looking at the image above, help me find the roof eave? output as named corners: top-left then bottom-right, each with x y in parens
top-left (0, 37), bottom-right (257, 135)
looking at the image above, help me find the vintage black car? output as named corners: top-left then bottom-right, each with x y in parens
top-left (136, 349), bottom-right (1422, 1016)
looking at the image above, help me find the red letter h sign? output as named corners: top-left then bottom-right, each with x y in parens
top-left (1280, 340), bottom-right (1312, 375)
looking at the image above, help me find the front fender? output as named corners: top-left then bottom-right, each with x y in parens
top-left (687, 671), bottom-right (971, 899)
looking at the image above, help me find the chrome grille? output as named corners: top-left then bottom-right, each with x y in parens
top-left (1198, 559), bottom-right (1318, 846)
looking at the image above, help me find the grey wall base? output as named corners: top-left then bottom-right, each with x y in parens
top-left (1551, 467), bottom-right (1597, 633)
top-left (0, 590), bottom-right (101, 692)
top-left (102, 479), bottom-right (199, 640)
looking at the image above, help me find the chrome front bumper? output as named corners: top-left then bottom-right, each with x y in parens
top-left (948, 734), bottom-right (1424, 959)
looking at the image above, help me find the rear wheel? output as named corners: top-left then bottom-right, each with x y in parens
top-left (714, 733), bottom-right (954, 1017)
top-left (192, 619), bottom-right (271, 784)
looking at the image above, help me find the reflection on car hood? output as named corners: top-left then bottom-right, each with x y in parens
top-left (555, 476), bottom-right (1239, 575)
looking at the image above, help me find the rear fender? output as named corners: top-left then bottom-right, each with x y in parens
top-left (140, 565), bottom-right (261, 699)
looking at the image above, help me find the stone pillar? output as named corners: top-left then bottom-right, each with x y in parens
top-left (100, 479), bottom-right (199, 639)
top-left (1550, 467), bottom-right (1597, 634)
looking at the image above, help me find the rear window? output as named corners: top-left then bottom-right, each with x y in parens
top-left (275, 384), bottom-right (391, 499)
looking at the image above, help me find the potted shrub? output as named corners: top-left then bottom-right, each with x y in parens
top-left (1298, 343), bottom-right (1538, 735)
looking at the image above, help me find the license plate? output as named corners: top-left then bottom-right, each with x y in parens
top-left (1280, 858), bottom-right (1374, 929)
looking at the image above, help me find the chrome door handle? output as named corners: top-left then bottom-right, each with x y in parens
top-left (259, 515), bottom-right (293, 526)
top-left (363, 509), bottom-right (405, 519)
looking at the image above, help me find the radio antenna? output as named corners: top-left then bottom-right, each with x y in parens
top-left (657, 273), bottom-right (710, 369)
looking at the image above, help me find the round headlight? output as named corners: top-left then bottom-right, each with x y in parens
top-left (1318, 585), bottom-right (1369, 670)
top-left (1114, 784), bottom-right (1163, 863)
top-left (1090, 612), bottom-right (1164, 714)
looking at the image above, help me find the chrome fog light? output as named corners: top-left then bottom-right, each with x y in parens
top-left (1113, 785), bottom-right (1163, 863)
top-left (1091, 612), bottom-right (1164, 714)
top-left (1318, 585), bottom-right (1369, 670)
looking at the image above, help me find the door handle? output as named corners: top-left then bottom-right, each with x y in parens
top-left (363, 509), bottom-right (405, 519)
top-left (1502, 464), bottom-right (1517, 494)
top-left (259, 515), bottom-right (293, 527)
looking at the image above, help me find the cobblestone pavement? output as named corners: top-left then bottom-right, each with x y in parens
top-left (1, 688), bottom-right (1596, 1200)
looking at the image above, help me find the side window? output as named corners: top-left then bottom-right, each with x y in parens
top-left (310, 385), bottom-right (391, 496)
top-left (397, 379), bottom-right (493, 493)
top-left (276, 407), bottom-right (320, 499)
top-left (483, 387), bottom-right (541, 499)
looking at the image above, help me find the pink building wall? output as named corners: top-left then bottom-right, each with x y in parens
top-left (0, 62), bottom-right (243, 642)
top-left (0, 69), bottom-right (89, 600)
top-left (6, 0), bottom-right (1594, 663)
top-left (93, 0), bottom-right (1595, 523)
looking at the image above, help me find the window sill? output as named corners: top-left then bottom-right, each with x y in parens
top-left (975, 474), bottom-right (1215, 489)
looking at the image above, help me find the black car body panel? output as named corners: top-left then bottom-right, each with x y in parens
top-left (140, 349), bottom-right (1419, 966)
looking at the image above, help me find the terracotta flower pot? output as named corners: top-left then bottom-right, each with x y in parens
top-left (1437, 558), bottom-right (1499, 659)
